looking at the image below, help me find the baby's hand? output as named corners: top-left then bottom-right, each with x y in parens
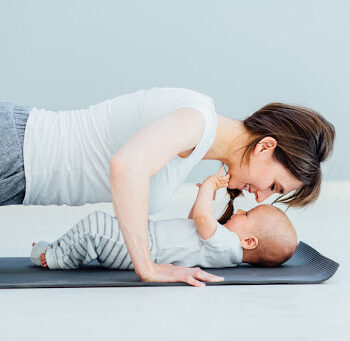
top-left (196, 165), bottom-right (230, 196)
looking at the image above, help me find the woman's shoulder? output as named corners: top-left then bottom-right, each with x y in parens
top-left (137, 87), bottom-right (217, 130)
top-left (138, 86), bottom-right (214, 103)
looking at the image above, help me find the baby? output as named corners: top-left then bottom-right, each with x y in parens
top-left (31, 166), bottom-right (298, 270)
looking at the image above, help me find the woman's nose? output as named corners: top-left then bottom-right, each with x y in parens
top-left (237, 209), bottom-right (246, 215)
top-left (256, 190), bottom-right (272, 203)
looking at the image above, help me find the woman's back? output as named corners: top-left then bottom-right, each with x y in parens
top-left (23, 88), bottom-right (218, 212)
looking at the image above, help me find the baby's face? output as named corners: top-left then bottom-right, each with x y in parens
top-left (223, 205), bottom-right (267, 239)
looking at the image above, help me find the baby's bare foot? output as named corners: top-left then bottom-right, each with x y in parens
top-left (30, 241), bottom-right (49, 268)
top-left (40, 253), bottom-right (48, 268)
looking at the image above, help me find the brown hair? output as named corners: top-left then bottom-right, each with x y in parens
top-left (218, 102), bottom-right (335, 225)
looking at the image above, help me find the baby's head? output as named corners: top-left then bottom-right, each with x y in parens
top-left (223, 204), bottom-right (297, 267)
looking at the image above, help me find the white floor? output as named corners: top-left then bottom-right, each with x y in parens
top-left (0, 181), bottom-right (349, 341)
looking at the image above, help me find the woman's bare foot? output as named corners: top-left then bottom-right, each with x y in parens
top-left (32, 241), bottom-right (48, 268)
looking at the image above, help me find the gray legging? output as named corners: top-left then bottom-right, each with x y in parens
top-left (0, 102), bottom-right (31, 205)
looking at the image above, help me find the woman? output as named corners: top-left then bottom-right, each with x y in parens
top-left (0, 87), bottom-right (335, 286)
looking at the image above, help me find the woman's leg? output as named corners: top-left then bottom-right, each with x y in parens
top-left (31, 211), bottom-right (133, 270)
top-left (0, 102), bottom-right (31, 205)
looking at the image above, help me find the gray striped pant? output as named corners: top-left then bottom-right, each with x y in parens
top-left (44, 211), bottom-right (155, 270)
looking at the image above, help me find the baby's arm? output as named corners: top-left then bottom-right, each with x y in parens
top-left (192, 166), bottom-right (229, 240)
top-left (188, 184), bottom-right (216, 219)
top-left (188, 204), bottom-right (195, 219)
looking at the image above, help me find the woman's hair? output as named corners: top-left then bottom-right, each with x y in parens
top-left (218, 102), bottom-right (335, 225)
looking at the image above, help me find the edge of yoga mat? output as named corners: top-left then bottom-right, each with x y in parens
top-left (0, 241), bottom-right (339, 289)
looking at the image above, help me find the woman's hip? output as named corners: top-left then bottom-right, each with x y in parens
top-left (0, 102), bottom-right (31, 205)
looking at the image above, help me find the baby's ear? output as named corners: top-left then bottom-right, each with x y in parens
top-left (240, 236), bottom-right (258, 250)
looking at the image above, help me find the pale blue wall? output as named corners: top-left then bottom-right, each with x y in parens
top-left (0, 0), bottom-right (348, 181)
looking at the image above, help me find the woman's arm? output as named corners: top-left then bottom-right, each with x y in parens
top-left (110, 107), bottom-right (224, 286)
top-left (188, 203), bottom-right (195, 219)
top-left (192, 166), bottom-right (230, 239)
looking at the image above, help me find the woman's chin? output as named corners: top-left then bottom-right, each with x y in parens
top-left (228, 183), bottom-right (243, 190)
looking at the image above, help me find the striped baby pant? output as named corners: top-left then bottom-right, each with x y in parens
top-left (43, 211), bottom-right (156, 270)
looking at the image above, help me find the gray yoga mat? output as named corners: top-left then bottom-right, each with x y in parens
top-left (0, 241), bottom-right (339, 288)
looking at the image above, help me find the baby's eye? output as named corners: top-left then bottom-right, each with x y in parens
top-left (270, 183), bottom-right (275, 191)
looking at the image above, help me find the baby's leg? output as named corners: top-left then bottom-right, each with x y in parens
top-left (96, 234), bottom-right (133, 270)
top-left (32, 211), bottom-right (131, 270)
top-left (94, 216), bottom-right (133, 270)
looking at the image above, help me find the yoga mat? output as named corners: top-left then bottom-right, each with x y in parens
top-left (0, 241), bottom-right (339, 288)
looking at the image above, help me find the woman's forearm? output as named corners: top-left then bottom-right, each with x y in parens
top-left (109, 162), bottom-right (154, 280)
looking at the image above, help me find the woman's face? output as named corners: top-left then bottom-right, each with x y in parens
top-left (226, 137), bottom-right (303, 203)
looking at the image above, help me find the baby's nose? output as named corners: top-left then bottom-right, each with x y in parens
top-left (237, 209), bottom-right (246, 215)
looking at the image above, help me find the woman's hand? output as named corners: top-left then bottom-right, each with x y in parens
top-left (141, 263), bottom-right (225, 287)
top-left (196, 165), bottom-right (230, 200)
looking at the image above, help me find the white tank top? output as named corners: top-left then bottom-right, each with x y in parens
top-left (22, 87), bottom-right (218, 214)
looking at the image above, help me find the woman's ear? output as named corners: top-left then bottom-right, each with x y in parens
top-left (240, 236), bottom-right (258, 250)
top-left (253, 137), bottom-right (277, 156)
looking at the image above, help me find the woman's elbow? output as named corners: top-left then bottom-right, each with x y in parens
top-left (110, 155), bottom-right (128, 180)
top-left (110, 155), bottom-right (149, 182)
